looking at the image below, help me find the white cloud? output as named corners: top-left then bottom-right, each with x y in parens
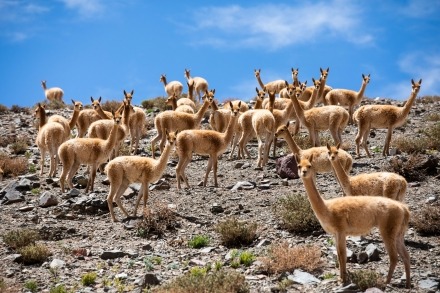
top-left (187, 1), bottom-right (374, 50)
top-left (381, 52), bottom-right (440, 99)
top-left (398, 0), bottom-right (440, 18)
top-left (0, 1), bottom-right (49, 23)
top-left (60, 0), bottom-right (104, 18)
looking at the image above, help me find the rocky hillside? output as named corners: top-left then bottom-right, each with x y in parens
top-left (0, 97), bottom-right (439, 293)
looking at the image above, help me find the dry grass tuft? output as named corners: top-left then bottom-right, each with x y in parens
top-left (411, 204), bottom-right (440, 235)
top-left (260, 241), bottom-right (322, 275)
top-left (2, 228), bottom-right (40, 249)
top-left (136, 201), bottom-right (179, 237)
top-left (152, 269), bottom-right (249, 293)
top-left (347, 269), bottom-right (385, 291)
top-left (274, 194), bottom-right (322, 234)
top-left (0, 152), bottom-right (28, 177)
top-left (215, 217), bottom-right (258, 248)
top-left (18, 243), bottom-right (51, 265)
top-left (141, 97), bottom-right (168, 112)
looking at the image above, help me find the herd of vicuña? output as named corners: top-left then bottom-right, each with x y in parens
top-left (35, 68), bottom-right (422, 289)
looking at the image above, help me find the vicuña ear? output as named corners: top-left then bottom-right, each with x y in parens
top-left (326, 143), bottom-right (331, 151)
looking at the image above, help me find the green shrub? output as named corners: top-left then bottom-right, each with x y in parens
top-left (18, 243), bottom-right (51, 265)
top-left (81, 272), bottom-right (97, 286)
top-left (260, 241), bottom-right (322, 274)
top-left (24, 280), bottom-right (38, 293)
top-left (215, 217), bottom-right (257, 248)
top-left (153, 269), bottom-right (249, 293)
top-left (2, 228), bottom-right (40, 249)
top-left (348, 269), bottom-right (384, 291)
top-left (49, 284), bottom-right (67, 293)
top-left (275, 194), bottom-right (322, 234)
top-left (188, 235), bottom-right (210, 248)
top-left (412, 204), bottom-right (440, 235)
top-left (239, 251), bottom-right (255, 267)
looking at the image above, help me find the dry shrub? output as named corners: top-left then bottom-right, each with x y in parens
top-left (136, 201), bottom-right (179, 237)
top-left (418, 95), bottom-right (440, 104)
top-left (0, 152), bottom-right (28, 177)
top-left (10, 105), bottom-right (29, 113)
top-left (215, 217), bottom-right (258, 248)
top-left (141, 97), bottom-right (168, 112)
top-left (2, 228), bottom-right (40, 249)
top-left (0, 136), bottom-right (16, 147)
top-left (292, 134), bottom-right (336, 150)
top-left (9, 135), bottom-right (30, 155)
top-left (260, 241), bottom-right (322, 274)
top-left (384, 154), bottom-right (438, 182)
top-left (0, 104), bottom-right (8, 114)
top-left (425, 113), bottom-right (440, 122)
top-left (394, 123), bottom-right (440, 154)
top-left (275, 194), bottom-right (322, 234)
top-left (347, 269), bottom-right (385, 291)
top-left (411, 204), bottom-right (440, 235)
top-left (101, 99), bottom-right (123, 112)
top-left (18, 243), bottom-right (51, 265)
top-left (153, 269), bottom-right (249, 293)
top-left (40, 100), bottom-right (65, 110)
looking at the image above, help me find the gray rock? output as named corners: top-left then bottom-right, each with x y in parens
top-left (357, 251), bottom-right (368, 264)
top-left (16, 178), bottom-right (32, 191)
top-left (257, 239), bottom-right (271, 247)
top-left (365, 288), bottom-right (384, 293)
top-left (50, 259), bottom-right (65, 269)
top-left (333, 283), bottom-right (359, 293)
top-left (141, 273), bottom-right (161, 287)
top-left (210, 203), bottom-right (224, 214)
top-left (418, 278), bottom-right (439, 291)
top-left (150, 180), bottom-right (170, 191)
top-left (287, 269), bottom-right (321, 284)
top-left (365, 243), bottom-right (380, 261)
top-left (234, 162), bottom-right (244, 169)
top-left (39, 191), bottom-right (58, 207)
top-left (230, 181), bottom-right (256, 191)
top-left (100, 250), bottom-right (127, 260)
top-left (1, 188), bottom-right (25, 204)
top-left (17, 206), bottom-right (34, 212)
top-left (115, 273), bottom-right (128, 279)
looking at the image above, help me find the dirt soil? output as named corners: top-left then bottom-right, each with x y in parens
top-left (0, 98), bottom-right (439, 293)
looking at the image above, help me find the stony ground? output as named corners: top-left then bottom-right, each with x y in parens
top-left (0, 98), bottom-right (439, 293)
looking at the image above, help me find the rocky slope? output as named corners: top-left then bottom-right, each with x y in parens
top-left (0, 98), bottom-right (439, 293)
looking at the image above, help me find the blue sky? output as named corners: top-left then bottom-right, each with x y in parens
top-left (0, 0), bottom-right (439, 108)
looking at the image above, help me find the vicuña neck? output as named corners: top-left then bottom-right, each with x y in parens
top-left (356, 80), bottom-right (368, 102)
top-left (329, 158), bottom-right (351, 193)
top-left (281, 132), bottom-right (302, 155)
top-left (301, 175), bottom-right (330, 222)
top-left (69, 108), bottom-right (81, 129)
top-left (156, 142), bottom-right (173, 175)
top-left (38, 107), bottom-right (47, 129)
top-left (194, 99), bottom-right (211, 122)
top-left (256, 73), bottom-right (265, 89)
top-left (290, 94), bottom-right (306, 123)
top-left (401, 89), bottom-right (419, 118)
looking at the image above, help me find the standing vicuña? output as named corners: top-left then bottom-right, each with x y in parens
top-left (184, 69), bottom-right (209, 102)
top-left (160, 74), bottom-right (183, 98)
top-left (325, 73), bottom-right (371, 124)
top-left (41, 80), bottom-right (64, 104)
top-left (290, 84), bottom-right (349, 147)
top-left (123, 90), bottom-right (147, 154)
top-left (353, 79), bottom-right (422, 157)
top-left (254, 69), bottom-right (287, 94)
top-left (175, 101), bottom-right (241, 189)
top-left (327, 143), bottom-right (407, 201)
top-left (151, 90), bottom-right (214, 159)
top-left (297, 154), bottom-right (411, 288)
top-left (105, 130), bottom-right (178, 222)
top-left (59, 111), bottom-right (121, 193)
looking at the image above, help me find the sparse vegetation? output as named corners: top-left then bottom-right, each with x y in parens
top-left (2, 228), bottom-right (40, 249)
top-left (153, 269), bottom-right (249, 293)
top-left (215, 217), bottom-right (258, 247)
top-left (418, 95), bottom-right (440, 104)
top-left (347, 269), bottom-right (385, 291)
top-left (385, 154), bottom-right (439, 182)
top-left (18, 243), bottom-right (51, 265)
top-left (275, 194), bottom-right (322, 234)
top-left (81, 272), bottom-right (97, 286)
top-left (260, 241), bottom-right (322, 274)
top-left (0, 104), bottom-right (7, 114)
top-left (412, 204), bottom-right (440, 235)
top-left (0, 152), bottom-right (28, 177)
top-left (141, 97), bottom-right (168, 112)
top-left (49, 284), bottom-right (67, 293)
top-left (136, 201), bottom-right (179, 237)
top-left (425, 113), bottom-right (440, 122)
top-left (9, 135), bottom-right (29, 155)
top-left (101, 100), bottom-right (123, 112)
top-left (24, 280), bottom-right (38, 293)
top-left (188, 235), bottom-right (210, 248)
top-left (393, 123), bottom-right (440, 153)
